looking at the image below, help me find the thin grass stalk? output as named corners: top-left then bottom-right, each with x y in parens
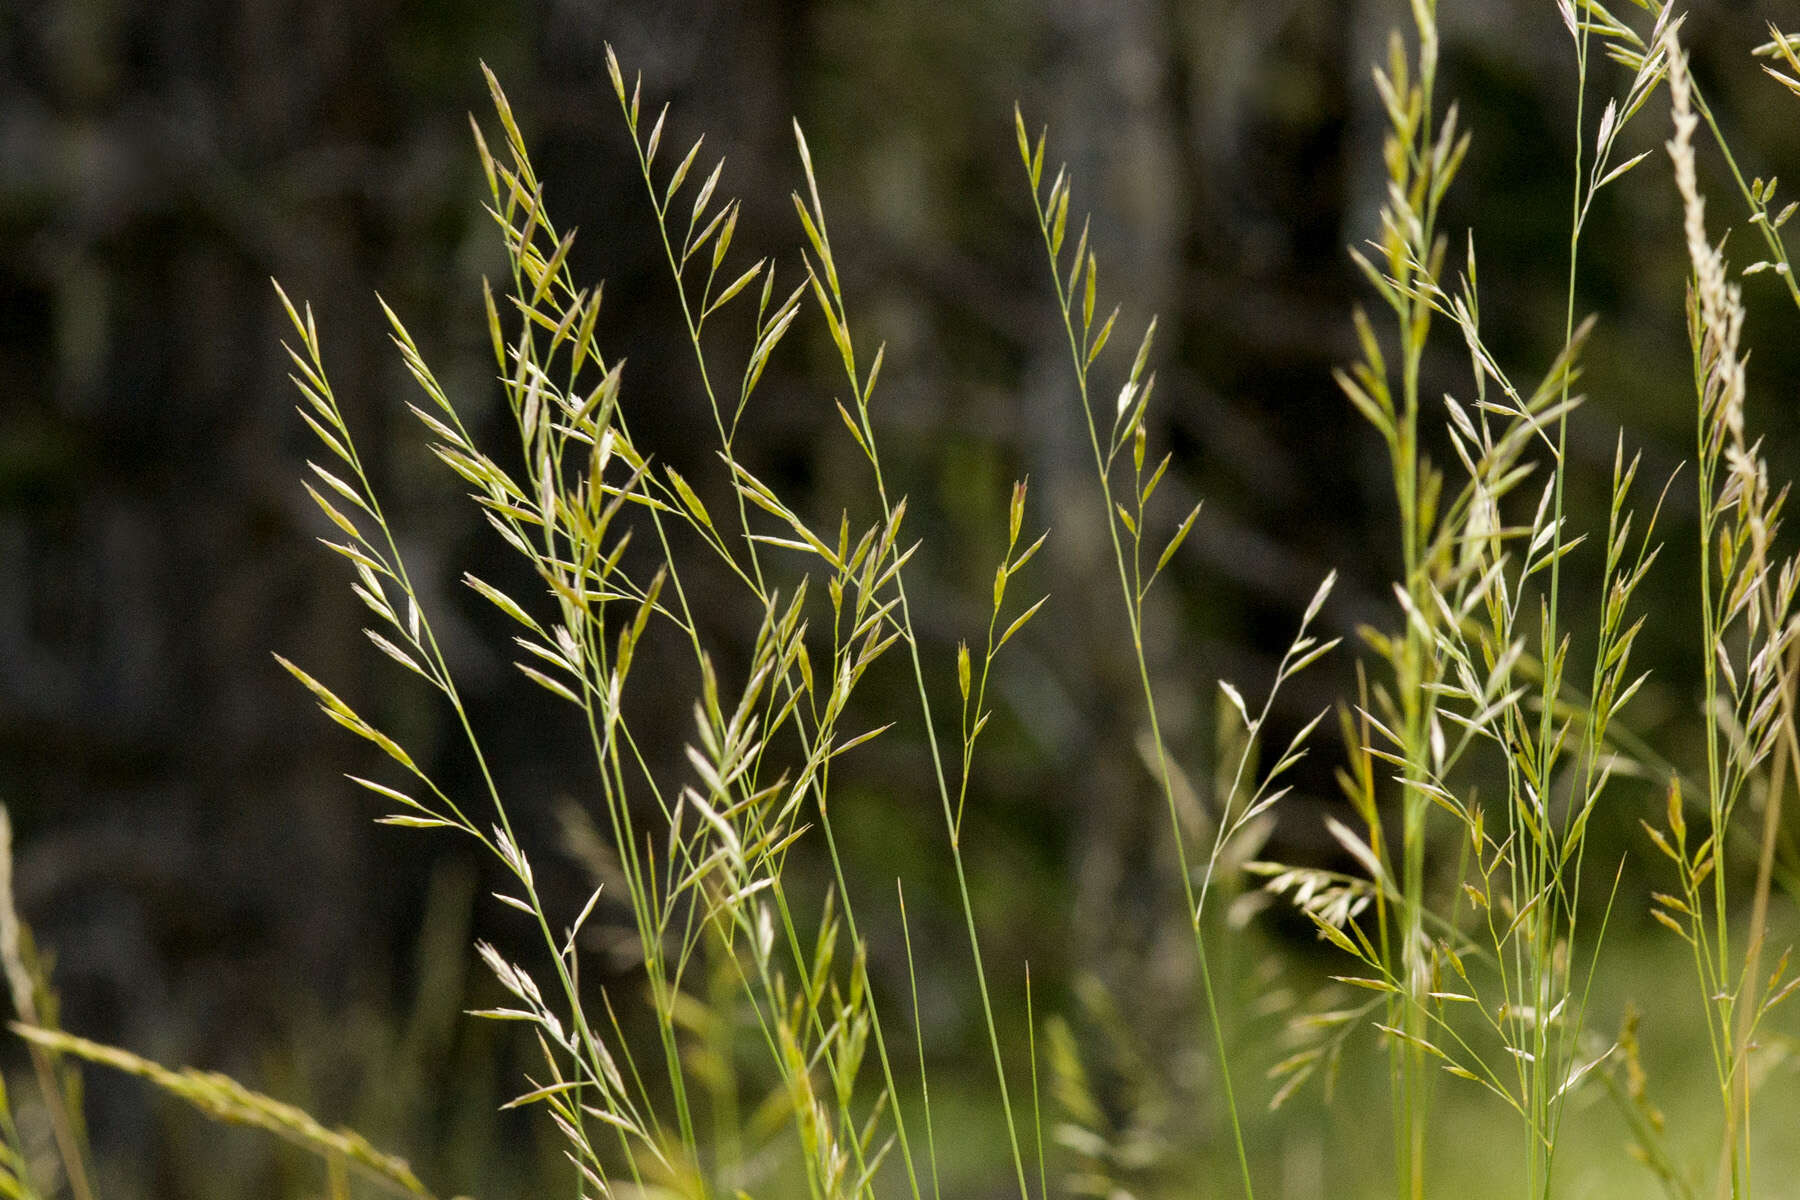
top-left (469, 91), bottom-right (714, 1185)
top-left (1373, 8), bottom-right (1443, 1193)
top-left (1531, 5), bottom-right (1594, 1187)
top-left (1723, 28), bottom-right (1800, 1178)
top-left (604, 47), bottom-right (769, 598)
top-left (1730, 639), bottom-right (1797, 1192)
top-left (1016, 132), bottom-right (1257, 1199)
top-left (1534, 4), bottom-right (1673, 1186)
top-left (597, 61), bottom-right (939, 1197)
top-left (896, 884), bottom-right (942, 1200)
top-left (1660, 27), bottom-right (1800, 1194)
top-left (586, 61), bottom-right (979, 1194)
top-left (786, 135), bottom-right (1037, 1200)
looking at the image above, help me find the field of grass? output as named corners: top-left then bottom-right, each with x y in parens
top-left (6, 2), bottom-right (1800, 1198)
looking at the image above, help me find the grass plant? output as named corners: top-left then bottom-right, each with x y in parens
top-left (2, 4), bottom-right (1800, 1199)
top-left (1254, 6), bottom-right (1800, 1200)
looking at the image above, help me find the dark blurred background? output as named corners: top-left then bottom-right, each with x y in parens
top-left (4, 0), bottom-right (1800, 1195)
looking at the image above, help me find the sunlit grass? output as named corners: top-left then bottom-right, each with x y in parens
top-left (1, 4), bottom-right (1799, 1199)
